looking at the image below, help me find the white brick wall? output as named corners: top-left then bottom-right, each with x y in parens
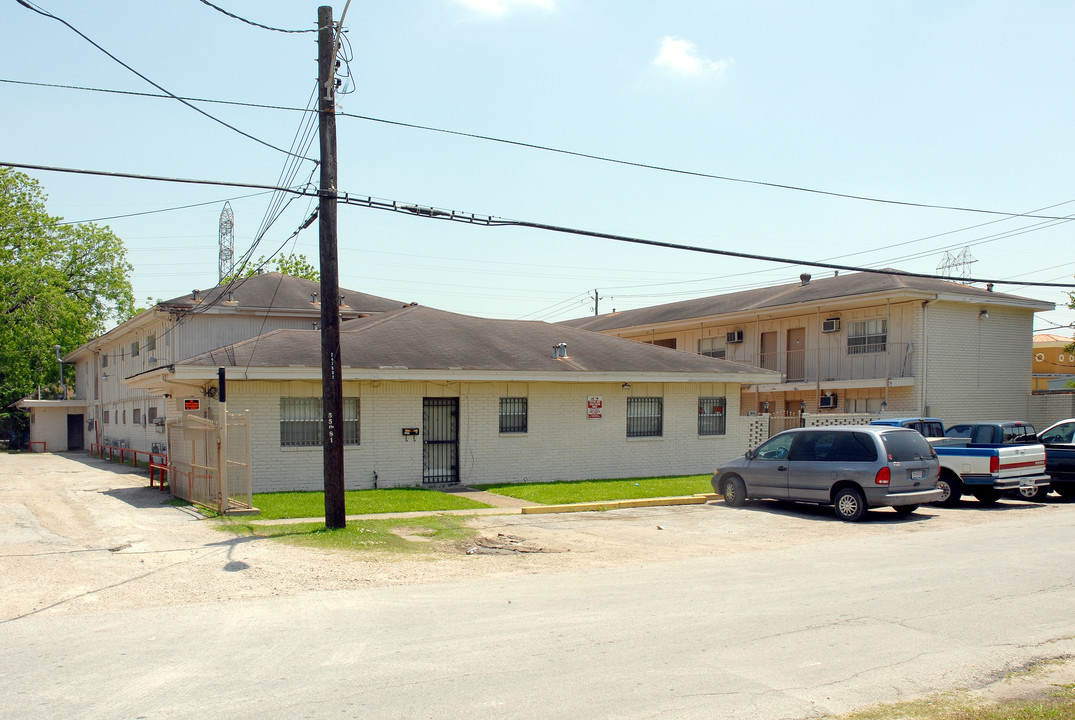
top-left (924, 302), bottom-right (1034, 421)
top-left (219, 379), bottom-right (751, 493)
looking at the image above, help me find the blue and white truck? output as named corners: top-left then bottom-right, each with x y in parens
top-left (870, 417), bottom-right (1050, 505)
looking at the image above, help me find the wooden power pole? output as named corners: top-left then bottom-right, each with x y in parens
top-left (318, 5), bottom-right (345, 529)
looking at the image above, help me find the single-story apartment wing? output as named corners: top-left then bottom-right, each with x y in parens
top-left (127, 305), bottom-right (778, 492)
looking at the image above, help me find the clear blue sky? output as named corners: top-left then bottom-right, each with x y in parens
top-left (3, 0), bottom-right (1074, 334)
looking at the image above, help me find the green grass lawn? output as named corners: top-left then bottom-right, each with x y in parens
top-left (250, 487), bottom-right (492, 520)
top-left (475, 474), bottom-right (712, 504)
top-left (217, 514), bottom-right (476, 554)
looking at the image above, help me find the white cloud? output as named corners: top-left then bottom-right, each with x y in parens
top-left (653, 36), bottom-right (732, 77)
top-left (455, 0), bottom-right (556, 17)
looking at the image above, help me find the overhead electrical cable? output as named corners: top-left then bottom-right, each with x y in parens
top-left (194, 0), bottom-right (316, 33)
top-left (11, 2), bottom-right (317, 164)
top-left (4, 76), bottom-right (1073, 222)
top-left (7, 160), bottom-right (1072, 290)
top-left (57, 190), bottom-right (274, 225)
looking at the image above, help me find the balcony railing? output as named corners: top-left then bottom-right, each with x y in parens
top-left (742, 343), bottom-right (912, 383)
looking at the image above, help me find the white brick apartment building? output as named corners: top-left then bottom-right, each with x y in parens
top-left (561, 270), bottom-right (1054, 423)
top-left (126, 305), bottom-right (776, 492)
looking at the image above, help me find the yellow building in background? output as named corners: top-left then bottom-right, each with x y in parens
top-left (1033, 333), bottom-right (1075, 390)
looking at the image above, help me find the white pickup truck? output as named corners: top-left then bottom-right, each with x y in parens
top-left (869, 418), bottom-right (1050, 505)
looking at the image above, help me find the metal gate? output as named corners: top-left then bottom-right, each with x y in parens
top-left (66, 414), bottom-right (84, 451)
top-left (422, 398), bottom-right (458, 485)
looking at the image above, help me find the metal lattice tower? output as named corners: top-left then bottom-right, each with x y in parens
top-left (936, 247), bottom-right (977, 283)
top-left (218, 202), bottom-right (234, 282)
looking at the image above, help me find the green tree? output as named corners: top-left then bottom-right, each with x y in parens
top-left (223, 252), bottom-right (319, 283)
top-left (0, 168), bottom-right (134, 424)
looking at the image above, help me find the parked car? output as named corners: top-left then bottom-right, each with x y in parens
top-left (712, 426), bottom-right (942, 522)
top-left (870, 417), bottom-right (1050, 504)
top-left (941, 421), bottom-right (1046, 500)
top-left (1036, 419), bottom-right (1075, 499)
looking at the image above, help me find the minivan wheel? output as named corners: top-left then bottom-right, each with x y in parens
top-left (723, 476), bottom-right (747, 507)
top-left (893, 504), bottom-right (919, 516)
top-left (834, 487), bottom-right (867, 522)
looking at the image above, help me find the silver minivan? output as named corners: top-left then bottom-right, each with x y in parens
top-left (712, 426), bottom-right (942, 521)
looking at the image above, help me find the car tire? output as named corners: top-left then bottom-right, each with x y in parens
top-left (935, 473), bottom-right (962, 506)
top-left (1014, 485), bottom-right (1050, 502)
top-left (892, 504), bottom-right (919, 516)
top-left (833, 487), bottom-right (867, 522)
top-left (723, 476), bottom-right (747, 507)
top-left (972, 488), bottom-right (1001, 504)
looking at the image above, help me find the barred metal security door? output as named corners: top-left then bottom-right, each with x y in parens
top-left (423, 398), bottom-right (459, 485)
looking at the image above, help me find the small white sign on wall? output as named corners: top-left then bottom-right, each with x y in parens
top-left (587, 396), bottom-right (603, 419)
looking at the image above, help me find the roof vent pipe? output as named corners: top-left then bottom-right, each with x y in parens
top-left (226, 291), bottom-right (234, 302)
top-left (311, 293), bottom-right (318, 303)
top-left (552, 342), bottom-right (568, 359)
top-left (192, 289), bottom-right (200, 301)
top-left (800, 273), bottom-right (811, 286)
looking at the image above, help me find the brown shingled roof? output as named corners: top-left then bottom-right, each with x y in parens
top-left (560, 270), bottom-right (1051, 332)
top-left (158, 272), bottom-right (404, 315)
top-left (179, 305), bottom-right (772, 377)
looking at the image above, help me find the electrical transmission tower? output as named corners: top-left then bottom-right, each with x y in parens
top-left (218, 201), bottom-right (235, 282)
top-left (936, 247), bottom-right (977, 283)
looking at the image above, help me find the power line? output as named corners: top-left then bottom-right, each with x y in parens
top-left (58, 190), bottom-right (274, 225)
top-left (337, 197), bottom-right (1075, 289)
top-left (8, 159), bottom-right (1072, 290)
top-left (11, 3), bottom-right (317, 164)
top-left (194, 0), bottom-right (316, 33)
top-left (5, 77), bottom-right (1074, 223)
top-left (1, 161), bottom-right (315, 195)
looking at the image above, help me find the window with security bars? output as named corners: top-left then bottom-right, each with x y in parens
top-left (698, 397), bottom-right (726, 435)
top-left (280, 397), bottom-right (360, 447)
top-left (626, 397), bottom-right (663, 438)
top-left (499, 397), bottom-right (528, 433)
top-left (847, 318), bottom-right (887, 355)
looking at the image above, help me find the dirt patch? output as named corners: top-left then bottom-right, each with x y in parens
top-left (389, 525), bottom-right (436, 542)
top-left (465, 532), bottom-right (559, 555)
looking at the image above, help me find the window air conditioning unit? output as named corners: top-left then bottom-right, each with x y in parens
top-left (822, 318), bottom-right (840, 333)
top-left (726, 330), bottom-right (744, 344)
top-left (819, 393), bottom-right (838, 409)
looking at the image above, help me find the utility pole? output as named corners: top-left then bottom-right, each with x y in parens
top-left (590, 289), bottom-right (602, 316)
top-left (318, 5), bottom-right (345, 529)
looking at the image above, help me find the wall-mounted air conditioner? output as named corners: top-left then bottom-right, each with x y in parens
top-left (726, 330), bottom-right (744, 344)
top-left (822, 318), bottom-right (840, 333)
top-left (819, 393), bottom-right (838, 409)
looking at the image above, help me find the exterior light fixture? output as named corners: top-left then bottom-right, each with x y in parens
top-left (763, 400), bottom-right (770, 413)
top-left (621, 383), bottom-right (632, 390)
top-left (880, 400), bottom-right (888, 413)
top-left (979, 309), bottom-right (989, 320)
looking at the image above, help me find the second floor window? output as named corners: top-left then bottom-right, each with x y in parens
top-left (131, 342), bottom-right (139, 358)
top-left (698, 337), bottom-right (726, 358)
top-left (847, 319), bottom-right (887, 355)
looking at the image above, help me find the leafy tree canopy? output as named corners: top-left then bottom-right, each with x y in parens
top-left (0, 168), bottom-right (134, 412)
top-left (222, 252), bottom-right (319, 283)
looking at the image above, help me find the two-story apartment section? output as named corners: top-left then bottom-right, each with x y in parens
top-left (59, 273), bottom-right (405, 452)
top-left (561, 270), bottom-right (1053, 421)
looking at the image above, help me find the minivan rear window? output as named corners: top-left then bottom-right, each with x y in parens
top-left (881, 430), bottom-right (934, 461)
